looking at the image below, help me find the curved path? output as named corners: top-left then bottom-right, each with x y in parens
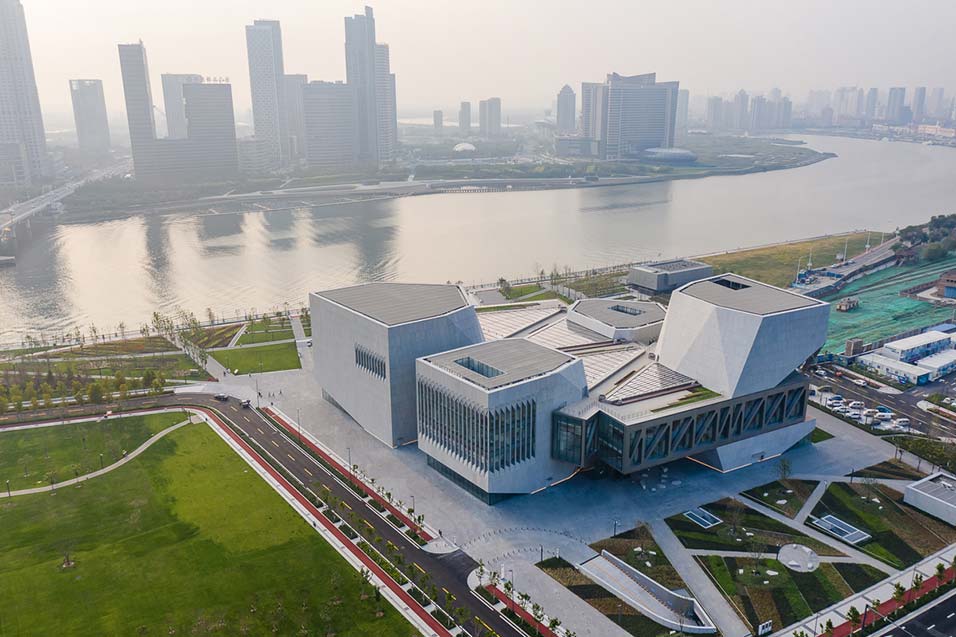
top-left (0, 417), bottom-right (193, 498)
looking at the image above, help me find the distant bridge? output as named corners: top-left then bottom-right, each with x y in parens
top-left (0, 160), bottom-right (130, 236)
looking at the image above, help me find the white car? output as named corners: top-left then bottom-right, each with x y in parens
top-left (832, 405), bottom-right (848, 414)
top-left (853, 378), bottom-right (868, 387)
top-left (814, 369), bottom-right (828, 378)
top-left (873, 412), bottom-right (893, 421)
top-left (827, 400), bottom-right (845, 409)
top-left (894, 417), bottom-right (911, 426)
top-left (847, 410), bottom-right (861, 419)
top-left (862, 408), bottom-right (879, 418)
top-left (848, 401), bottom-right (864, 410)
top-left (944, 397), bottom-right (953, 405)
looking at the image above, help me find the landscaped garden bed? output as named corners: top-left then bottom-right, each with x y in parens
top-left (590, 524), bottom-right (685, 589)
top-left (742, 479), bottom-right (818, 519)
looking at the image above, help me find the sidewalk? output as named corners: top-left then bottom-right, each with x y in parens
top-left (649, 519), bottom-right (751, 637)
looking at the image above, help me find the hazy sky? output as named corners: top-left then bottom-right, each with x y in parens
top-left (26, 0), bottom-right (956, 122)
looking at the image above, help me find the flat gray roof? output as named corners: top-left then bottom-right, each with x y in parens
top-left (637, 258), bottom-right (711, 274)
top-left (911, 474), bottom-right (956, 507)
top-left (316, 283), bottom-right (468, 326)
top-left (572, 299), bottom-right (665, 328)
top-left (425, 338), bottom-right (575, 390)
top-left (680, 274), bottom-right (823, 315)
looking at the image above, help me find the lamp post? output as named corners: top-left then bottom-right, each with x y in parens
top-left (507, 569), bottom-right (515, 606)
top-left (613, 519), bottom-right (620, 537)
top-left (296, 407), bottom-right (301, 443)
top-left (410, 494), bottom-right (415, 512)
top-left (347, 447), bottom-right (351, 476)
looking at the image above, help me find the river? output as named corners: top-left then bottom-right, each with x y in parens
top-left (2, 134), bottom-right (956, 344)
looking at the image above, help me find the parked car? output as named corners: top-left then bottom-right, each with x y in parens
top-left (214, 393), bottom-right (228, 402)
top-left (873, 412), bottom-right (893, 421)
top-left (814, 369), bottom-right (828, 378)
top-left (862, 408), bottom-right (879, 418)
top-left (847, 410), bottom-right (861, 419)
top-left (819, 385), bottom-right (834, 393)
top-left (894, 417), bottom-right (911, 426)
top-left (832, 405), bottom-right (848, 414)
top-left (848, 401), bottom-right (865, 410)
top-left (944, 397), bottom-right (953, 405)
top-left (876, 405), bottom-right (892, 413)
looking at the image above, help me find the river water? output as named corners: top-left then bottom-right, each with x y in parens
top-left (2, 134), bottom-right (956, 344)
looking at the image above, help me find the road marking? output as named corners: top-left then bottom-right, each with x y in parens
top-left (947, 612), bottom-right (955, 619)
top-left (413, 563), bottom-right (426, 574)
top-left (257, 427), bottom-right (264, 434)
top-left (928, 625), bottom-right (935, 631)
top-left (242, 415), bottom-right (251, 423)
top-left (271, 440), bottom-right (279, 448)
top-left (287, 454), bottom-right (296, 462)
top-left (342, 501), bottom-right (352, 511)
top-left (304, 467), bottom-right (313, 477)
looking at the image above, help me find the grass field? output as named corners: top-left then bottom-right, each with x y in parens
top-left (0, 423), bottom-right (414, 636)
top-left (52, 336), bottom-right (178, 358)
top-left (811, 427), bottom-right (835, 443)
top-left (1, 353), bottom-right (206, 382)
top-left (698, 556), bottom-right (883, 632)
top-left (210, 342), bottom-right (301, 374)
top-left (192, 323), bottom-right (244, 349)
top-left (811, 483), bottom-right (956, 568)
top-left (667, 498), bottom-right (843, 556)
top-left (701, 232), bottom-right (872, 288)
top-left (742, 480), bottom-right (819, 519)
top-left (567, 271), bottom-right (628, 297)
top-left (850, 459), bottom-right (926, 481)
top-left (236, 329), bottom-right (295, 346)
top-left (537, 557), bottom-right (671, 637)
top-left (891, 436), bottom-right (956, 472)
top-left (499, 283), bottom-right (542, 300)
top-left (522, 290), bottom-right (572, 304)
top-left (0, 412), bottom-right (186, 491)
top-left (590, 525), bottom-right (685, 590)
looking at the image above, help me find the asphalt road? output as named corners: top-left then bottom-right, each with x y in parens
top-left (883, 590), bottom-right (956, 637)
top-left (0, 395), bottom-right (522, 637)
top-left (812, 368), bottom-right (956, 440)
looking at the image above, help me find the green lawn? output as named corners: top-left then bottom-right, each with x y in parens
top-left (236, 329), bottom-right (295, 346)
top-left (1, 353), bottom-right (204, 381)
top-left (890, 436), bottom-right (956, 472)
top-left (210, 342), bottom-right (301, 374)
top-left (850, 459), bottom-right (926, 481)
top-left (667, 498), bottom-right (842, 556)
top-left (590, 525), bottom-right (685, 590)
top-left (522, 290), bottom-right (572, 304)
top-left (0, 412), bottom-right (186, 491)
top-left (701, 232), bottom-right (873, 288)
top-left (192, 323), bottom-right (244, 349)
top-left (0, 423), bottom-right (414, 636)
top-left (810, 427), bottom-right (834, 443)
top-left (698, 556), bottom-right (879, 633)
top-left (53, 336), bottom-right (178, 358)
top-left (499, 283), bottom-right (543, 300)
top-left (742, 480), bottom-right (819, 519)
top-left (566, 272), bottom-right (628, 297)
top-left (810, 483), bottom-right (956, 568)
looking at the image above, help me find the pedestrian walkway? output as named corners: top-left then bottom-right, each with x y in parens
top-left (649, 519), bottom-right (751, 637)
top-left (733, 496), bottom-right (896, 575)
top-left (226, 323), bottom-right (247, 348)
top-left (795, 481), bottom-right (829, 523)
top-left (0, 417), bottom-right (193, 498)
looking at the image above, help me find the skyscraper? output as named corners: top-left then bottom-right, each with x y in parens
top-left (886, 87), bottom-right (906, 124)
top-left (912, 86), bottom-right (927, 123)
top-left (374, 44), bottom-right (397, 161)
top-left (580, 82), bottom-right (606, 140)
top-left (433, 110), bottom-right (443, 135)
top-left (181, 82), bottom-right (239, 179)
top-left (246, 19), bottom-right (288, 168)
top-left (478, 99), bottom-right (500, 138)
top-left (69, 79), bottom-right (111, 154)
top-left (161, 74), bottom-right (203, 139)
top-left (928, 88), bottom-right (946, 119)
top-left (459, 101), bottom-right (471, 135)
top-left (706, 96), bottom-right (723, 131)
top-left (0, 0), bottom-right (48, 185)
top-left (602, 72), bottom-right (679, 159)
top-left (864, 88), bottom-right (879, 121)
top-left (556, 85), bottom-right (576, 134)
top-left (283, 74), bottom-right (308, 161)
top-left (118, 42), bottom-right (157, 169)
top-left (676, 89), bottom-right (689, 140)
top-left (732, 90), bottom-right (749, 130)
top-left (119, 41), bottom-right (238, 182)
top-left (302, 81), bottom-right (358, 168)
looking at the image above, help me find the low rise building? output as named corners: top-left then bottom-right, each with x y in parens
top-left (857, 353), bottom-right (931, 385)
top-left (905, 473), bottom-right (956, 525)
top-left (627, 259), bottom-right (713, 294)
top-left (936, 270), bottom-right (956, 299)
top-left (881, 330), bottom-right (953, 363)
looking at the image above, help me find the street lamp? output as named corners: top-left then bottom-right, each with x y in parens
top-left (296, 408), bottom-right (302, 443)
top-left (347, 447), bottom-right (351, 476)
top-left (613, 519), bottom-right (620, 537)
top-left (410, 494), bottom-right (415, 512)
top-left (507, 569), bottom-right (515, 606)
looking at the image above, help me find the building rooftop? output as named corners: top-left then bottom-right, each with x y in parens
top-left (424, 338), bottom-right (576, 390)
top-left (909, 473), bottom-right (956, 508)
top-left (477, 304), bottom-right (563, 340)
top-left (602, 362), bottom-right (698, 404)
top-left (915, 348), bottom-right (956, 371)
top-left (858, 352), bottom-right (928, 376)
top-left (570, 299), bottom-right (665, 328)
top-left (634, 258), bottom-right (711, 274)
top-left (679, 274), bottom-right (823, 315)
top-left (316, 283), bottom-right (468, 326)
top-left (884, 330), bottom-right (952, 351)
top-left (527, 318), bottom-right (608, 350)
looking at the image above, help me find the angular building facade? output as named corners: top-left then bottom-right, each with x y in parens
top-left (70, 79), bottom-right (111, 154)
top-left (246, 19), bottom-right (288, 168)
top-left (311, 283), bottom-right (484, 447)
top-left (417, 339), bottom-right (587, 503)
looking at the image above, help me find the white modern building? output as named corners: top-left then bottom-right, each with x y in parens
top-left (311, 283), bottom-right (483, 447)
top-left (566, 299), bottom-right (665, 343)
top-left (857, 330), bottom-right (956, 384)
top-left (313, 273), bottom-right (829, 503)
top-left (905, 472), bottom-right (956, 525)
top-left (627, 258), bottom-right (713, 294)
top-left (417, 339), bottom-right (587, 502)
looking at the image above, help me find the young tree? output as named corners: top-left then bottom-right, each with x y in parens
top-left (846, 606), bottom-right (861, 633)
top-left (777, 457), bottom-right (792, 483)
top-left (937, 562), bottom-right (947, 587)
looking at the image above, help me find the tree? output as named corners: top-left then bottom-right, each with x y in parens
top-left (88, 382), bottom-right (104, 404)
top-left (892, 582), bottom-right (906, 613)
top-left (497, 277), bottom-right (512, 297)
top-left (777, 457), bottom-right (792, 483)
top-left (727, 500), bottom-right (745, 536)
top-left (846, 606), bottom-right (861, 633)
top-left (824, 618), bottom-right (834, 637)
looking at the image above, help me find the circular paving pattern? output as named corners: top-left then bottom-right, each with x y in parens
top-left (778, 543), bottom-right (820, 573)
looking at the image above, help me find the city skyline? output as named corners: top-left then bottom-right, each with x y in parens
top-left (21, 0), bottom-right (956, 123)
